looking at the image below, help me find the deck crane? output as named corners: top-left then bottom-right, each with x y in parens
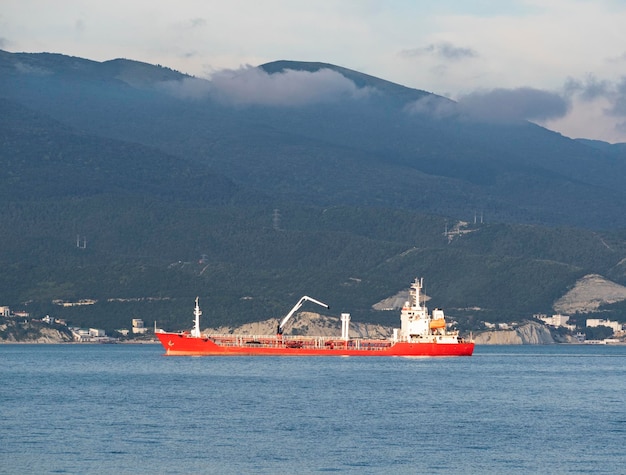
top-left (277, 295), bottom-right (329, 335)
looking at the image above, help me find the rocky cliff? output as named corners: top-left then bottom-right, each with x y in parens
top-left (473, 321), bottom-right (574, 345)
top-left (0, 319), bottom-right (74, 343)
top-left (553, 273), bottom-right (626, 314)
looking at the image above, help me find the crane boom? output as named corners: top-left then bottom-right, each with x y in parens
top-left (277, 295), bottom-right (329, 335)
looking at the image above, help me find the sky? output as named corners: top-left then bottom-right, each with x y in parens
top-left (2, 0), bottom-right (626, 142)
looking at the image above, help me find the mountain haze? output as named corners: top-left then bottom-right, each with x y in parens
top-left (2, 50), bottom-right (626, 334)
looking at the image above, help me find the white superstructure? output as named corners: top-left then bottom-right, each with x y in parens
top-left (397, 278), bottom-right (459, 343)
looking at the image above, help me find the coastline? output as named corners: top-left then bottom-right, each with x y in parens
top-left (3, 316), bottom-right (624, 345)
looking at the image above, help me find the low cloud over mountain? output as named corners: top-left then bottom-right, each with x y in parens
top-left (159, 66), bottom-right (372, 106)
top-left (457, 87), bottom-right (570, 122)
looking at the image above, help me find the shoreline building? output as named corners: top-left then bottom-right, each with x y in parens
top-left (536, 314), bottom-right (576, 331)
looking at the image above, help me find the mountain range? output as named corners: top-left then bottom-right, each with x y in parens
top-left (2, 49), bottom-right (626, 334)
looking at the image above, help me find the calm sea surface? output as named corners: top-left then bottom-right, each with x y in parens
top-left (1, 344), bottom-right (625, 474)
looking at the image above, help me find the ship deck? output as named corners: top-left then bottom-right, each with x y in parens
top-left (207, 334), bottom-right (395, 351)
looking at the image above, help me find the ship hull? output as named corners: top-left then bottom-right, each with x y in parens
top-left (156, 332), bottom-right (474, 357)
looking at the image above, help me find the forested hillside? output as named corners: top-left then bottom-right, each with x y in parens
top-left (3, 194), bottom-right (626, 333)
top-left (2, 50), bottom-right (626, 334)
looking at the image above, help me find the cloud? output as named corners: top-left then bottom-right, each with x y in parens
top-left (210, 66), bottom-right (372, 106)
top-left (563, 75), bottom-right (626, 117)
top-left (607, 52), bottom-right (626, 64)
top-left (542, 75), bottom-right (626, 143)
top-left (608, 77), bottom-right (626, 117)
top-left (457, 87), bottom-right (570, 122)
top-left (406, 87), bottom-right (569, 124)
top-left (13, 61), bottom-right (51, 76)
top-left (404, 95), bottom-right (458, 119)
top-left (400, 42), bottom-right (478, 61)
top-left (564, 74), bottom-right (611, 101)
top-left (157, 76), bottom-right (212, 100)
top-left (159, 66), bottom-right (371, 106)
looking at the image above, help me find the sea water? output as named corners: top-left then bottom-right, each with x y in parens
top-left (1, 344), bottom-right (625, 474)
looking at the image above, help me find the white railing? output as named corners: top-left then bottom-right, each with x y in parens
top-left (204, 333), bottom-right (395, 350)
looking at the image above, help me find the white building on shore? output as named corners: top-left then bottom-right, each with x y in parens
top-left (536, 314), bottom-right (576, 331)
top-left (132, 319), bottom-right (147, 334)
top-left (586, 318), bottom-right (623, 333)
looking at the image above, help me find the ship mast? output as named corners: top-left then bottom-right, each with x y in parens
top-left (191, 297), bottom-right (202, 337)
top-left (410, 278), bottom-right (424, 310)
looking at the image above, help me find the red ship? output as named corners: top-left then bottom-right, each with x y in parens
top-left (156, 278), bottom-right (474, 357)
